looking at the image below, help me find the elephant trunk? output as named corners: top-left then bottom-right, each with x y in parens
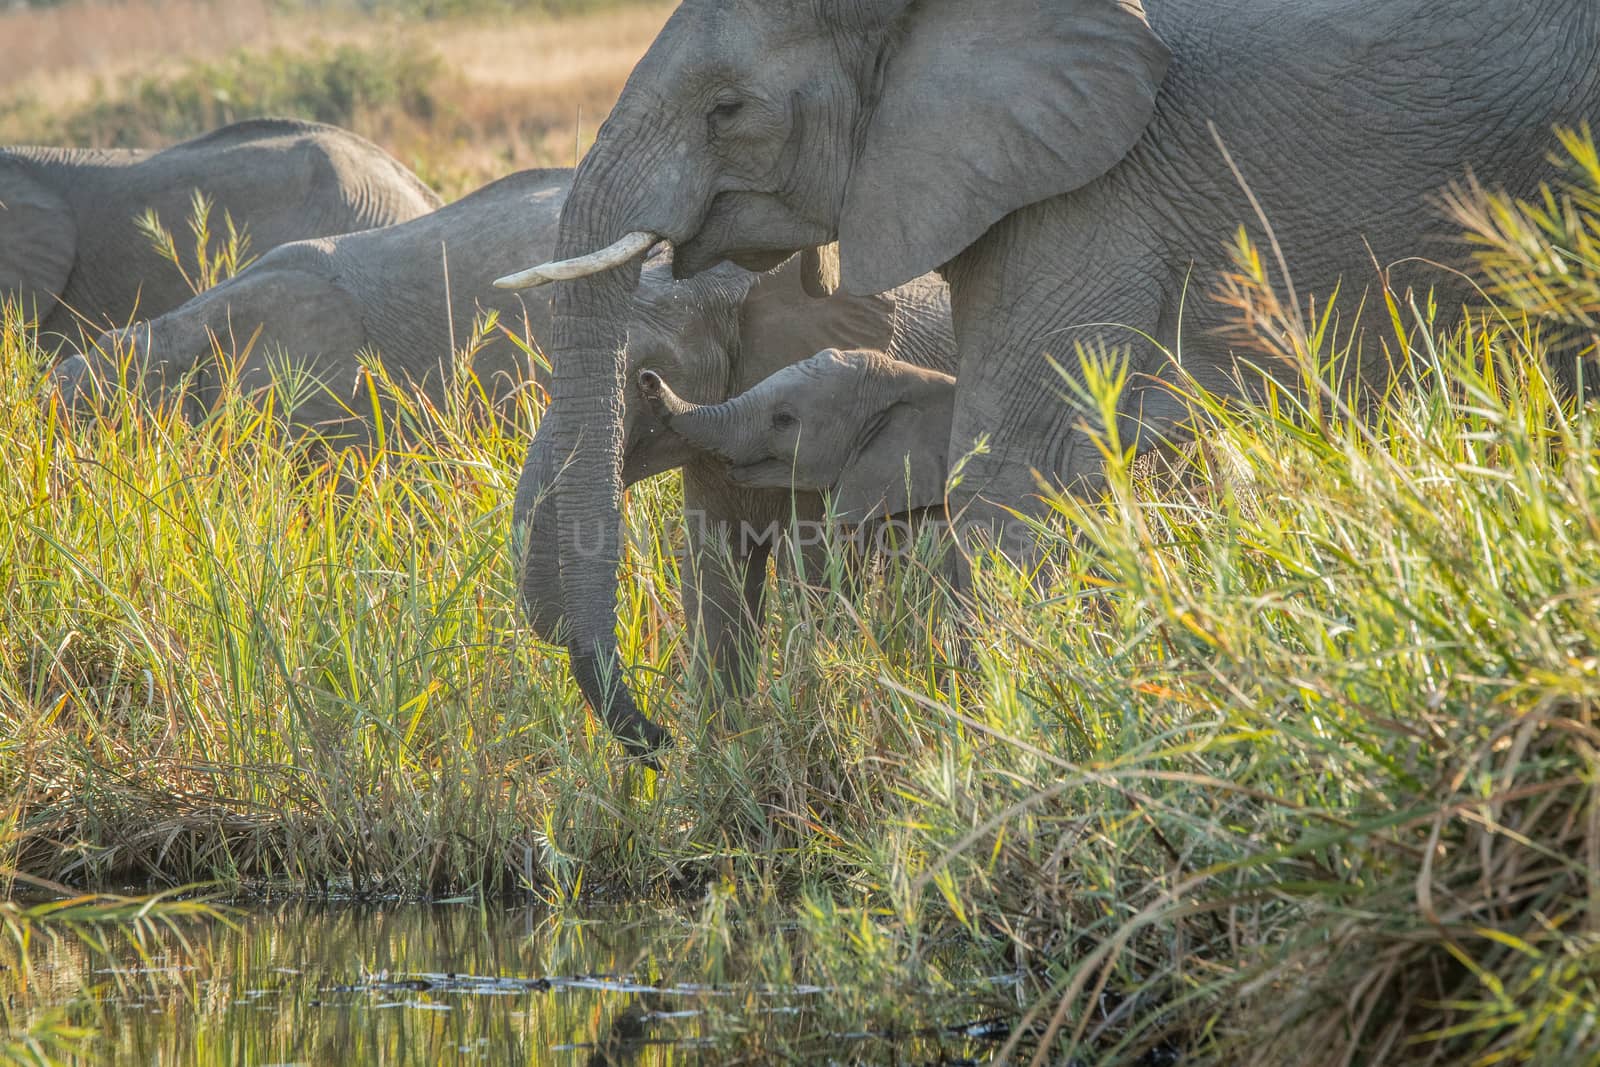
top-left (527, 130), bottom-right (701, 758)
top-left (635, 368), bottom-right (697, 420)
top-left (513, 42), bottom-right (725, 757)
top-left (638, 369), bottom-right (760, 465)
top-left (542, 259), bottom-right (669, 758)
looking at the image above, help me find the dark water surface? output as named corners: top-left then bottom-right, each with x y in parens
top-left (20, 901), bottom-right (1011, 1065)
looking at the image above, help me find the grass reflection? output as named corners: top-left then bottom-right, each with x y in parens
top-left (15, 902), bottom-right (996, 1065)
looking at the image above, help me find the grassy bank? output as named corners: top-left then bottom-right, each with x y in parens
top-left (7, 194), bottom-right (1600, 1064)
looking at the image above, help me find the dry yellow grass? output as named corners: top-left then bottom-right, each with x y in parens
top-left (438, 6), bottom-right (676, 99)
top-left (400, 5), bottom-right (677, 182)
top-left (2, 0), bottom-right (311, 101)
top-left (0, 0), bottom-right (675, 193)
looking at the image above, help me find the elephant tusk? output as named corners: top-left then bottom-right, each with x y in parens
top-left (494, 231), bottom-right (660, 289)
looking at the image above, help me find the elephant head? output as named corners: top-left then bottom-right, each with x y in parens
top-left (57, 246), bottom-right (363, 422)
top-left (638, 349), bottom-right (954, 523)
top-left (618, 254), bottom-right (914, 483)
top-left (618, 259), bottom-right (753, 484)
top-left (498, 0), bottom-right (1168, 753)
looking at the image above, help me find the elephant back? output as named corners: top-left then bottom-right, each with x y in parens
top-left (328, 168), bottom-right (574, 417)
top-left (11, 119), bottom-right (447, 340)
top-left (148, 118), bottom-right (442, 242)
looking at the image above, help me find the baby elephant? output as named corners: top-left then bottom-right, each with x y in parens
top-left (638, 348), bottom-right (956, 529)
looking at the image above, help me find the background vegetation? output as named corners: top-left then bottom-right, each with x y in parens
top-left (0, 0), bottom-right (671, 196)
top-left (4, 1), bottom-right (1600, 1063)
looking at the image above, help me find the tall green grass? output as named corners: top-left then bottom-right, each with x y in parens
top-left (6, 134), bottom-right (1600, 1063)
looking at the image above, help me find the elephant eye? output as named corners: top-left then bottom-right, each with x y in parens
top-left (708, 98), bottom-right (744, 130)
top-left (772, 409), bottom-right (797, 430)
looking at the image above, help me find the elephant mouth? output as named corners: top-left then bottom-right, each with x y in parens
top-left (621, 425), bottom-right (697, 484)
top-left (671, 192), bottom-right (832, 279)
top-left (727, 457), bottom-right (802, 489)
top-left (675, 240), bottom-right (790, 278)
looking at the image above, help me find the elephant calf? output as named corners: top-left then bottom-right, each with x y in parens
top-left (524, 267), bottom-right (956, 709)
top-left (638, 348), bottom-right (956, 534)
top-left (3, 118), bottom-right (442, 345)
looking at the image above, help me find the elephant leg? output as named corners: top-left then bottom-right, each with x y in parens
top-left (681, 471), bottom-right (774, 702)
top-left (684, 533), bottom-right (771, 698)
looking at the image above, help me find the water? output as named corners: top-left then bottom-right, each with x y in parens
top-left (15, 900), bottom-right (1013, 1065)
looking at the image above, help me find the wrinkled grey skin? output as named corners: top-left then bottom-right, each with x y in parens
top-left (639, 349), bottom-right (955, 525)
top-left (522, 0), bottom-right (1600, 754)
top-left (1, 118), bottom-right (442, 346)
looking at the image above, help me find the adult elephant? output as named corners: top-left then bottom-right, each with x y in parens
top-left (498, 0), bottom-right (1600, 755)
top-left (1, 117), bottom-right (442, 344)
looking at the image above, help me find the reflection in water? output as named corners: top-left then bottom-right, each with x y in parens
top-left (12, 902), bottom-right (1004, 1065)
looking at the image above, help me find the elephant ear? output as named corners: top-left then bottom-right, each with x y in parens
top-left (0, 165), bottom-right (76, 325)
top-left (734, 257), bottom-right (897, 391)
top-left (833, 399), bottom-right (950, 523)
top-left (838, 0), bottom-right (1170, 295)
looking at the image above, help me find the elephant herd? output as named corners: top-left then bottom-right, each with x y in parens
top-left (8, 0), bottom-right (1600, 759)
top-left (4, 117), bottom-right (958, 749)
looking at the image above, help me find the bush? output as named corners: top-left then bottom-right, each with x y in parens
top-left (51, 40), bottom-right (443, 147)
